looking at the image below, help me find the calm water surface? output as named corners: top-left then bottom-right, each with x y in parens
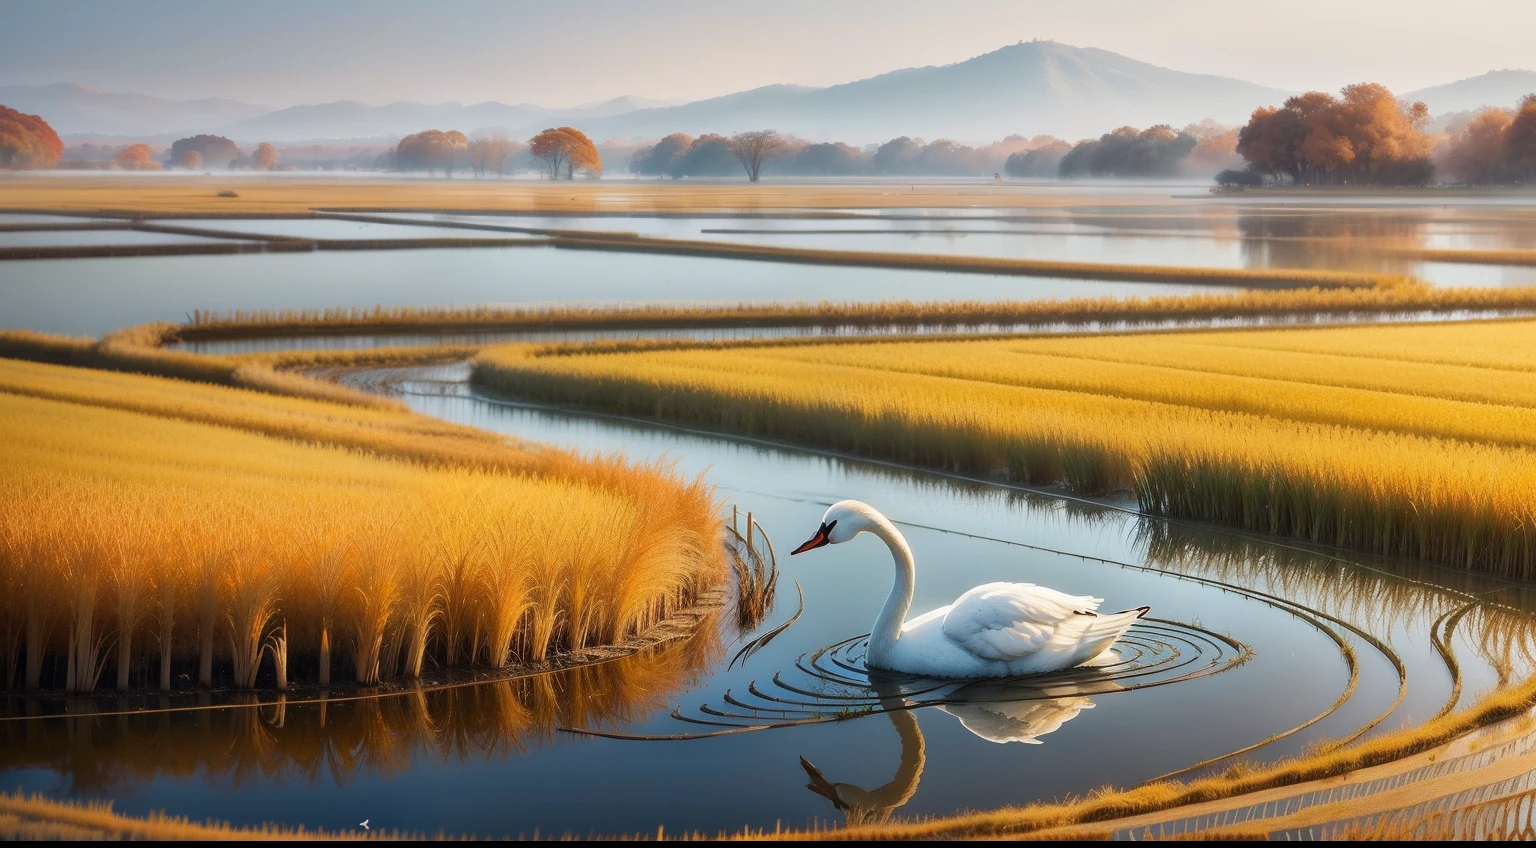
top-left (4, 366), bottom-right (1532, 837)
top-left (0, 249), bottom-right (1219, 337)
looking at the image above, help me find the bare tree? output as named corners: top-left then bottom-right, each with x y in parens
top-left (727, 130), bottom-right (786, 182)
top-left (469, 133), bottom-right (519, 178)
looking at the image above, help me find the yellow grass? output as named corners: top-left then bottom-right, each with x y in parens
top-left (0, 175), bottom-right (1184, 215)
top-left (1383, 247), bottom-right (1536, 266)
top-left (0, 358), bottom-right (722, 692)
top-left (0, 323), bottom-right (400, 410)
top-left (474, 319), bottom-right (1536, 577)
top-left (173, 283), bottom-right (1536, 343)
top-left (0, 790), bottom-right (401, 841)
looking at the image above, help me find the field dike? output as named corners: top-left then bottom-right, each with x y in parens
top-left (172, 280), bottom-right (1536, 341)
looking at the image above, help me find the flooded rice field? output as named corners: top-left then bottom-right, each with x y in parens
top-left (4, 362), bottom-right (1533, 837)
top-left (0, 248), bottom-right (1221, 338)
top-left (4, 200), bottom-right (1536, 337)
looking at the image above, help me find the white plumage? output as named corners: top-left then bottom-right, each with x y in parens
top-left (791, 500), bottom-right (1148, 679)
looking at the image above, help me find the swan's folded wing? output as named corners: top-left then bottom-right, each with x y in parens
top-left (941, 583), bottom-right (1104, 662)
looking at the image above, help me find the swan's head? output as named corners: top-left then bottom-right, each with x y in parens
top-left (791, 500), bottom-right (881, 555)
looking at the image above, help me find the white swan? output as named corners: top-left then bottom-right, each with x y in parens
top-left (790, 500), bottom-right (1149, 679)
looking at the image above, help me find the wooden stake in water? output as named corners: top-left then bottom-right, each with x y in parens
top-left (746, 511), bottom-right (754, 556)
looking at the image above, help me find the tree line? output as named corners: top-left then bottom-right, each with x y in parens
top-left (383, 126), bottom-right (601, 179)
top-left (7, 85), bottom-right (1535, 185)
top-left (629, 131), bottom-right (1064, 179)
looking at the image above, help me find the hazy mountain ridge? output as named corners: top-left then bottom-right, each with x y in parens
top-left (574, 41), bottom-right (1293, 143)
top-left (0, 82), bottom-right (271, 136)
top-left (4, 43), bottom-right (1531, 146)
top-left (1403, 70), bottom-right (1536, 114)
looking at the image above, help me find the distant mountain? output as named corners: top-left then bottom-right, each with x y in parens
top-left (225, 94), bottom-right (687, 141)
top-left (229, 100), bottom-right (552, 141)
top-left (0, 82), bottom-right (270, 137)
top-left (1403, 70), bottom-right (1536, 114)
top-left (575, 41), bottom-right (1292, 143)
top-left (0, 83), bottom-right (683, 143)
top-left (564, 95), bottom-right (688, 119)
top-left (24, 48), bottom-right (1535, 149)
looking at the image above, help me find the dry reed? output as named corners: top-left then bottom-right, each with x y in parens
top-left (0, 359), bottom-right (723, 694)
top-left (173, 280), bottom-right (1536, 342)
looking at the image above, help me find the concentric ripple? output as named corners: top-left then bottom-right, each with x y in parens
top-left (567, 618), bottom-right (1250, 741)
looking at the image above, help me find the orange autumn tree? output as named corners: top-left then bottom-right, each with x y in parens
top-left (1508, 95), bottom-right (1536, 182)
top-left (252, 142), bottom-right (278, 170)
top-left (112, 143), bottom-right (161, 171)
top-left (1237, 83), bottom-right (1433, 185)
top-left (530, 126), bottom-right (601, 179)
top-left (396, 130), bottom-right (468, 176)
top-left (0, 105), bottom-right (63, 169)
top-left (1442, 108), bottom-right (1516, 184)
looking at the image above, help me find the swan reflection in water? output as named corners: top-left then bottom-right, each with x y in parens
top-left (799, 674), bottom-right (1115, 826)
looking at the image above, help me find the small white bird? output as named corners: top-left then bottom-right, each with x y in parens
top-left (791, 500), bottom-right (1148, 679)
top-left (359, 819), bottom-right (370, 831)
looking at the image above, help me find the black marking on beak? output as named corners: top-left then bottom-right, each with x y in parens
top-left (791, 520), bottom-right (837, 556)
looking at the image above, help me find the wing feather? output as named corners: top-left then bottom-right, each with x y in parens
top-left (941, 582), bottom-right (1104, 662)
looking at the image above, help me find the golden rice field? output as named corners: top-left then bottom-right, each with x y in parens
top-left (474, 319), bottom-right (1536, 577)
top-left (0, 358), bottom-right (721, 693)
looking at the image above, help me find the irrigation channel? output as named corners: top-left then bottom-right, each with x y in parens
top-left (5, 351), bottom-right (1536, 838)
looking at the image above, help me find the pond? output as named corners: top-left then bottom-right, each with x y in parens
top-left (5, 362), bottom-right (1531, 838)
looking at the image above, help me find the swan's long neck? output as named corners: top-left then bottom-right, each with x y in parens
top-left (865, 515), bottom-right (916, 664)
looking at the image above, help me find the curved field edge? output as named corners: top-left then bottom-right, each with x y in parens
top-left (726, 682), bottom-right (1536, 841)
top-left (0, 358), bottom-right (725, 694)
top-left (469, 322), bottom-right (1536, 577)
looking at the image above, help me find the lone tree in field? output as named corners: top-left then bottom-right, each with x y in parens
top-left (530, 127), bottom-right (601, 179)
top-left (177, 150), bottom-right (204, 170)
top-left (252, 142), bottom-right (278, 170)
top-left (0, 105), bottom-right (63, 169)
top-left (727, 130), bottom-right (785, 182)
top-left (168, 134), bottom-right (239, 169)
top-left (112, 143), bottom-right (161, 171)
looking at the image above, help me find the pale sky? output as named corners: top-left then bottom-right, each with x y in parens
top-left (2, 0), bottom-right (1531, 107)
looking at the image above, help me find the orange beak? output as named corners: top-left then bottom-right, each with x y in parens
top-left (791, 520), bottom-right (836, 555)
